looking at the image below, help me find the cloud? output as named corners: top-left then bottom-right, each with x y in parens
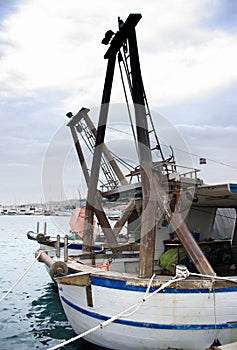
top-left (0, 0), bottom-right (237, 203)
top-left (157, 80), bottom-right (237, 127)
top-left (176, 123), bottom-right (237, 183)
top-left (144, 31), bottom-right (237, 106)
top-left (0, 0), bottom-right (19, 28)
top-left (202, 0), bottom-right (237, 33)
top-left (1, 0), bottom-right (237, 107)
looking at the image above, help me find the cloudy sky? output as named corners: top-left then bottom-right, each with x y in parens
top-left (0, 0), bottom-right (237, 205)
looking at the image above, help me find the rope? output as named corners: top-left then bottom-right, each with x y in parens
top-left (104, 122), bottom-right (237, 172)
top-left (0, 250), bottom-right (44, 303)
top-left (47, 269), bottom-right (187, 350)
top-left (118, 52), bottom-right (138, 154)
top-left (212, 284), bottom-right (218, 339)
top-left (45, 264), bottom-right (237, 350)
top-left (122, 273), bottom-right (156, 318)
top-left (189, 271), bottom-right (237, 284)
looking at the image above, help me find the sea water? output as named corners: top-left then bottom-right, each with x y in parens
top-left (0, 215), bottom-right (105, 350)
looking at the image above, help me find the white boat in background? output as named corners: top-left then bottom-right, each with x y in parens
top-left (27, 229), bottom-right (105, 257)
top-left (27, 207), bottom-right (105, 258)
top-left (28, 206), bottom-right (131, 262)
top-left (7, 208), bottom-right (17, 215)
top-left (36, 14), bottom-right (237, 350)
top-left (54, 208), bottom-right (73, 216)
top-left (25, 206), bottom-right (36, 215)
top-left (18, 206), bottom-right (26, 215)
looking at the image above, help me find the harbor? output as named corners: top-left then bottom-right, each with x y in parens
top-left (25, 13), bottom-right (237, 350)
top-left (1, 2), bottom-right (237, 350)
top-left (0, 202), bottom-right (77, 216)
top-left (0, 215), bottom-right (97, 350)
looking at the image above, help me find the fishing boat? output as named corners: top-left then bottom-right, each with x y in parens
top-left (27, 228), bottom-right (104, 258)
top-left (40, 14), bottom-right (237, 350)
top-left (30, 209), bottom-right (140, 279)
top-left (27, 202), bottom-right (132, 261)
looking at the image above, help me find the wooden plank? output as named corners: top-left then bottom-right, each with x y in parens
top-left (56, 272), bottom-right (91, 286)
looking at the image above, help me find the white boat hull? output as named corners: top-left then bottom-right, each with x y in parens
top-left (57, 272), bottom-right (237, 350)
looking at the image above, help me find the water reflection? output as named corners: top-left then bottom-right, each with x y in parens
top-left (27, 283), bottom-right (106, 350)
top-left (0, 217), bottom-right (107, 349)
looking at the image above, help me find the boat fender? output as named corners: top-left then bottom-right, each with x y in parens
top-left (50, 261), bottom-right (68, 278)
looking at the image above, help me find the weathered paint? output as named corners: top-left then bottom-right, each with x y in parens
top-left (57, 270), bottom-right (237, 350)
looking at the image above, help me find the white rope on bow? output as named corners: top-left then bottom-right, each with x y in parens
top-left (47, 267), bottom-right (188, 350)
top-left (0, 249), bottom-right (55, 303)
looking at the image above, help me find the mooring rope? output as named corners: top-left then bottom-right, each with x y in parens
top-left (46, 264), bottom-right (237, 350)
top-left (189, 271), bottom-right (237, 284)
top-left (0, 249), bottom-right (55, 303)
top-left (46, 269), bottom-right (187, 350)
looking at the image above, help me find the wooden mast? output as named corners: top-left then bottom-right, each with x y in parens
top-left (127, 23), bottom-right (157, 278)
top-left (122, 14), bottom-right (215, 277)
top-left (84, 15), bottom-right (142, 251)
top-left (69, 13), bottom-right (215, 276)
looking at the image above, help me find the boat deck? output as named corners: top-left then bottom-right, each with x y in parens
top-left (215, 342), bottom-right (237, 349)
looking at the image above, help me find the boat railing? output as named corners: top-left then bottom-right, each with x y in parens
top-left (158, 162), bottom-right (201, 181)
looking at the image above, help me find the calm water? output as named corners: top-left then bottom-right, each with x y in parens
top-left (0, 215), bottom-right (106, 350)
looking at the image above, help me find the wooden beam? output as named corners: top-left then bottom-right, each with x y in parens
top-left (68, 110), bottom-right (118, 250)
top-left (128, 26), bottom-right (157, 278)
top-left (113, 200), bottom-right (136, 236)
top-left (153, 171), bottom-right (216, 276)
top-left (81, 109), bottom-right (128, 186)
top-left (104, 14), bottom-right (142, 59)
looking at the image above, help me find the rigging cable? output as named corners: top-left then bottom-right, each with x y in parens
top-left (118, 45), bottom-right (166, 163)
top-left (104, 124), bottom-right (237, 172)
top-left (118, 51), bottom-right (138, 154)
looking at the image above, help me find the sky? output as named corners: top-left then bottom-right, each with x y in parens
top-left (0, 0), bottom-right (237, 205)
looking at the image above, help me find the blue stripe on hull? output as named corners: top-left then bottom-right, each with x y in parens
top-left (59, 242), bottom-right (101, 251)
top-left (60, 295), bottom-right (237, 330)
top-left (90, 275), bottom-right (237, 294)
top-left (230, 183), bottom-right (237, 193)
